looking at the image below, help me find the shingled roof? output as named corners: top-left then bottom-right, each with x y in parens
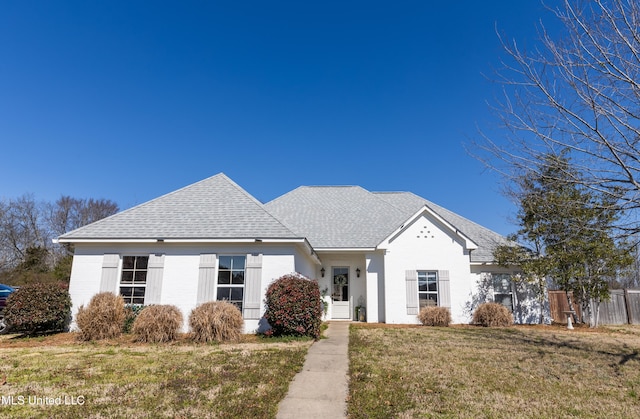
top-left (264, 186), bottom-right (409, 248)
top-left (265, 186), bottom-right (510, 263)
top-left (59, 173), bottom-right (510, 263)
top-left (59, 173), bottom-right (299, 241)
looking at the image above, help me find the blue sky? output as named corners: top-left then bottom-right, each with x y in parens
top-left (0, 1), bottom-right (561, 236)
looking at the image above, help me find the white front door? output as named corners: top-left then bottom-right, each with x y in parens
top-left (331, 267), bottom-right (350, 319)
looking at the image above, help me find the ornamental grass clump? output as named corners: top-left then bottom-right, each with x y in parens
top-left (132, 305), bottom-right (183, 343)
top-left (418, 306), bottom-right (451, 327)
top-left (189, 301), bottom-right (244, 343)
top-left (76, 292), bottom-right (126, 340)
top-left (4, 282), bottom-right (71, 335)
top-left (264, 273), bottom-right (322, 339)
top-left (473, 302), bottom-right (513, 327)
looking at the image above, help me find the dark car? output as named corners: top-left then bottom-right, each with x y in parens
top-left (0, 284), bottom-right (16, 334)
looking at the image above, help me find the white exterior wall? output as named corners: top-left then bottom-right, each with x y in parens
top-left (315, 253), bottom-right (367, 321)
top-left (365, 251), bottom-right (385, 323)
top-left (293, 247), bottom-right (317, 279)
top-left (68, 242), bottom-right (317, 334)
top-left (469, 266), bottom-right (549, 324)
top-left (67, 252), bottom-right (105, 312)
top-left (381, 214), bottom-right (476, 324)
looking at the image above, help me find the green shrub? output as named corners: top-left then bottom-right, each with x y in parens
top-left (473, 302), bottom-right (513, 327)
top-left (264, 273), bottom-right (322, 339)
top-left (418, 306), bottom-right (451, 327)
top-left (132, 305), bottom-right (183, 343)
top-left (76, 292), bottom-right (126, 341)
top-left (189, 301), bottom-right (243, 343)
top-left (123, 304), bottom-right (146, 334)
top-left (4, 282), bottom-right (71, 334)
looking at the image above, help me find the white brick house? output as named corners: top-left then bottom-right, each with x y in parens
top-left (59, 173), bottom-right (532, 333)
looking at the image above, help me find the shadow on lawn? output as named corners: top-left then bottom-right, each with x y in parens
top-left (6, 329), bottom-right (65, 339)
top-left (453, 326), bottom-right (640, 366)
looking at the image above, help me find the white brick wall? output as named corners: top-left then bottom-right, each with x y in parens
top-left (68, 243), bottom-right (316, 334)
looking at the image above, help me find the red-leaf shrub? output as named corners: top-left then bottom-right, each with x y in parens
top-left (264, 273), bottom-right (322, 339)
top-left (4, 282), bottom-right (71, 334)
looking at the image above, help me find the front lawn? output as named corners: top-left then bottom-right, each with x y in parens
top-left (0, 334), bottom-right (310, 418)
top-left (349, 324), bottom-right (640, 418)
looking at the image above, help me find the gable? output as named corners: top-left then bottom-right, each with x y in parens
top-left (379, 205), bottom-right (478, 252)
top-left (373, 192), bottom-right (512, 263)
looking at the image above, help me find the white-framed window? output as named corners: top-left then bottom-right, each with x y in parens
top-left (418, 271), bottom-right (438, 308)
top-left (120, 256), bottom-right (149, 305)
top-left (216, 255), bottom-right (246, 311)
top-left (492, 273), bottom-right (514, 311)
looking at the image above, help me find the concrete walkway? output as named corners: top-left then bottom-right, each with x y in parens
top-left (276, 322), bottom-right (350, 419)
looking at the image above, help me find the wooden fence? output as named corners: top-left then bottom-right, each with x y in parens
top-left (548, 290), bottom-right (581, 324)
top-left (549, 289), bottom-right (640, 325)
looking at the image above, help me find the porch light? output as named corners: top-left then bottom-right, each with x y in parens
top-left (321, 267), bottom-right (325, 277)
top-left (356, 268), bottom-right (361, 277)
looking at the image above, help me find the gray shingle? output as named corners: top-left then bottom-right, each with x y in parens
top-left (266, 186), bottom-right (510, 262)
top-left (60, 173), bottom-right (298, 240)
top-left (60, 174), bottom-right (511, 263)
top-left (264, 186), bottom-right (409, 248)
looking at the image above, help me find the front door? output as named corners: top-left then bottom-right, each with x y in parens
top-left (331, 267), bottom-right (350, 319)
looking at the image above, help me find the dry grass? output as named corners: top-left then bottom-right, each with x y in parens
top-left (349, 324), bottom-right (640, 418)
top-left (189, 301), bottom-right (244, 343)
top-left (0, 334), bottom-right (311, 418)
top-left (418, 306), bottom-right (451, 327)
top-left (75, 292), bottom-right (126, 341)
top-left (473, 302), bottom-right (513, 327)
top-left (132, 305), bottom-right (183, 343)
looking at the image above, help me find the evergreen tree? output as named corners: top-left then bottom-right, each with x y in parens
top-left (496, 153), bottom-right (632, 326)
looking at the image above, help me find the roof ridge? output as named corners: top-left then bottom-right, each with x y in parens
top-left (265, 185), bottom-right (369, 206)
top-left (223, 176), bottom-right (299, 237)
top-left (365, 191), bottom-right (416, 240)
top-left (60, 173), bottom-right (300, 239)
top-left (302, 185), bottom-right (361, 188)
top-left (264, 185), bottom-right (303, 206)
top-left (60, 173), bottom-right (232, 238)
top-left (424, 197), bottom-right (501, 234)
top-left (404, 191), bottom-right (508, 240)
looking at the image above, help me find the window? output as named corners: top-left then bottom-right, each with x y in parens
top-left (418, 271), bottom-right (438, 307)
top-left (216, 256), bottom-right (246, 311)
top-left (120, 256), bottom-right (148, 304)
top-left (492, 273), bottom-right (513, 311)
top-left (332, 267), bottom-right (349, 301)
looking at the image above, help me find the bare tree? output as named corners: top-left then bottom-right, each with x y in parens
top-left (0, 195), bottom-right (119, 283)
top-left (47, 196), bottom-right (119, 240)
top-left (47, 196), bottom-right (119, 272)
top-left (477, 0), bottom-right (640, 238)
top-left (0, 195), bottom-right (50, 271)
top-left (0, 201), bottom-right (8, 271)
